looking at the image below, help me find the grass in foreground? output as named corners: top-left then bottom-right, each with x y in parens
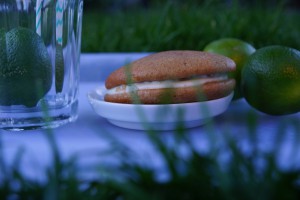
top-left (1, 111), bottom-right (300, 199)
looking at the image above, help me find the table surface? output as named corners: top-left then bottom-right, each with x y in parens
top-left (1, 53), bottom-right (300, 180)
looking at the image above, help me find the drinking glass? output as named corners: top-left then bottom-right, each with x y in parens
top-left (0, 0), bottom-right (83, 130)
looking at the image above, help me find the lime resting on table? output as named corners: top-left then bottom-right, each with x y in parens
top-left (0, 27), bottom-right (52, 107)
top-left (204, 38), bottom-right (256, 100)
top-left (241, 45), bottom-right (300, 115)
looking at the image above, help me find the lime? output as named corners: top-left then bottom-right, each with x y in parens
top-left (0, 27), bottom-right (52, 107)
top-left (241, 45), bottom-right (300, 115)
top-left (55, 43), bottom-right (64, 93)
top-left (204, 38), bottom-right (256, 100)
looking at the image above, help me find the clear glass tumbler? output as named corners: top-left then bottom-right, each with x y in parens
top-left (0, 0), bottom-right (83, 130)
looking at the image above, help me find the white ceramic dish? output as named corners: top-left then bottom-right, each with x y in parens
top-left (87, 86), bottom-right (233, 131)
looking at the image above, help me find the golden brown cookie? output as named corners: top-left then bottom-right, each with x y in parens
top-left (104, 50), bottom-right (236, 104)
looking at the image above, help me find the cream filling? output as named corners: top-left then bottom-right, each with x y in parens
top-left (106, 74), bottom-right (228, 95)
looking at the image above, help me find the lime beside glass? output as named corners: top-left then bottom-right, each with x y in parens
top-left (204, 38), bottom-right (256, 100)
top-left (241, 45), bottom-right (300, 115)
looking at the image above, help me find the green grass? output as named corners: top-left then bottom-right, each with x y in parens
top-left (81, 2), bottom-right (300, 52)
top-left (1, 111), bottom-right (300, 199)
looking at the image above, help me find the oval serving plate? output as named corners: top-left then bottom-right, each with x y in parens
top-left (87, 86), bottom-right (233, 131)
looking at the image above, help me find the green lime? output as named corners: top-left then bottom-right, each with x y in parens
top-left (0, 27), bottom-right (52, 107)
top-left (241, 45), bottom-right (300, 115)
top-left (55, 43), bottom-right (64, 93)
top-left (204, 38), bottom-right (256, 100)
